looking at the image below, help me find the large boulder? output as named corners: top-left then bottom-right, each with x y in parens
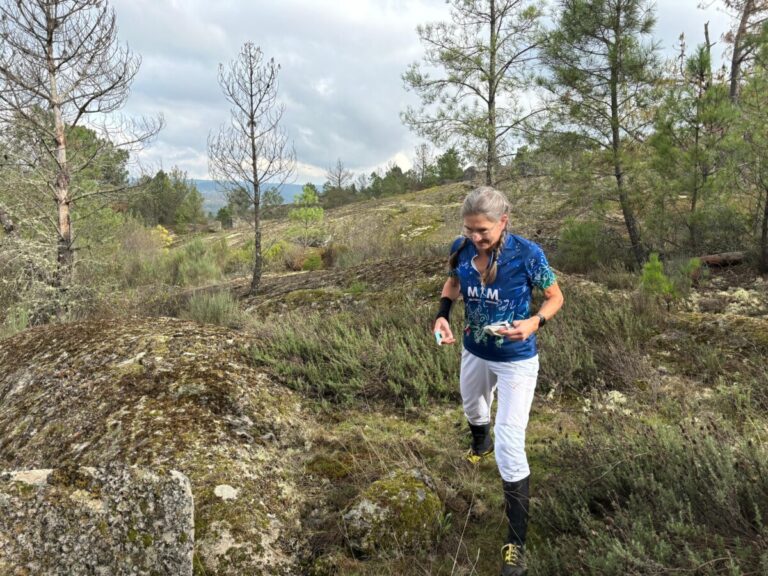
top-left (0, 317), bottom-right (309, 575)
top-left (342, 468), bottom-right (443, 559)
top-left (0, 465), bottom-right (193, 575)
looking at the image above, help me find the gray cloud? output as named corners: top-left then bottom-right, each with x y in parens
top-left (112, 0), bottom-right (731, 183)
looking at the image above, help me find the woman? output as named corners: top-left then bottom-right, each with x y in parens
top-left (433, 186), bottom-right (563, 576)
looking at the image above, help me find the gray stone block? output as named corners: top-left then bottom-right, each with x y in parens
top-left (0, 465), bottom-right (194, 576)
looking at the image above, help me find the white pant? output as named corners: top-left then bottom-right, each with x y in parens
top-left (460, 349), bottom-right (539, 482)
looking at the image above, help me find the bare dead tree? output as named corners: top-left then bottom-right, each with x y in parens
top-left (325, 158), bottom-right (353, 192)
top-left (208, 42), bottom-right (295, 294)
top-left (0, 0), bottom-right (162, 288)
top-left (413, 143), bottom-right (433, 185)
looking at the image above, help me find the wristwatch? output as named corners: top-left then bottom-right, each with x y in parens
top-left (535, 313), bottom-right (546, 328)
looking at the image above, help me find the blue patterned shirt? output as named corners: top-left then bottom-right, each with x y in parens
top-left (449, 233), bottom-right (556, 362)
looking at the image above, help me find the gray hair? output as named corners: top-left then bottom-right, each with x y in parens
top-left (460, 186), bottom-right (510, 225)
top-left (448, 186), bottom-right (510, 285)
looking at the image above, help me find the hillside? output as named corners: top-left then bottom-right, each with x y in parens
top-left (192, 180), bottom-right (305, 214)
top-left (2, 181), bottom-right (768, 575)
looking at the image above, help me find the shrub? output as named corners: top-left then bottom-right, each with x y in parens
top-left (182, 291), bottom-right (243, 328)
top-left (263, 240), bottom-right (287, 269)
top-left (668, 256), bottom-right (704, 296)
top-left (0, 306), bottom-right (29, 339)
top-left (689, 203), bottom-right (749, 255)
top-left (587, 262), bottom-right (637, 290)
top-left (320, 243), bottom-right (347, 269)
top-left (532, 415), bottom-right (768, 575)
top-left (168, 239), bottom-right (224, 286)
top-left (554, 219), bottom-right (626, 273)
top-left (224, 243), bottom-right (253, 275)
top-left (249, 299), bottom-right (460, 405)
top-left (154, 225), bottom-right (174, 250)
top-left (332, 230), bottom-right (432, 269)
top-left (302, 252), bottom-right (323, 271)
top-left (282, 244), bottom-right (306, 271)
top-left (536, 284), bottom-right (664, 394)
top-left (639, 253), bottom-right (675, 306)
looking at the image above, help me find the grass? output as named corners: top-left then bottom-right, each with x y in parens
top-left (4, 181), bottom-right (767, 575)
top-left (530, 412), bottom-right (768, 575)
top-left (245, 259), bottom-right (768, 575)
top-left (536, 282), bottom-right (665, 395)
top-left (248, 299), bottom-right (463, 406)
top-left (182, 291), bottom-right (244, 328)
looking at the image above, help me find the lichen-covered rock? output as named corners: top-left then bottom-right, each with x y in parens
top-left (684, 286), bottom-right (768, 317)
top-left (0, 465), bottom-right (193, 575)
top-left (0, 317), bottom-right (309, 575)
top-left (342, 468), bottom-right (442, 558)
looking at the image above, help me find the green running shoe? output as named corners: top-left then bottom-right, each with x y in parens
top-left (500, 543), bottom-right (526, 576)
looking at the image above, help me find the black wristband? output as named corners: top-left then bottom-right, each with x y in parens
top-left (435, 297), bottom-right (453, 322)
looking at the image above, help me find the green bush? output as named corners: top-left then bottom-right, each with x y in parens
top-left (168, 239), bottom-right (224, 286)
top-left (554, 219), bottom-right (626, 273)
top-left (249, 299), bottom-right (461, 405)
top-left (537, 284), bottom-right (664, 394)
top-left (302, 252), bottom-right (323, 271)
top-left (639, 253), bottom-right (675, 305)
top-left (689, 204), bottom-right (749, 255)
top-left (666, 256), bottom-right (704, 298)
top-left (182, 291), bottom-right (243, 328)
top-left (263, 239), bottom-right (287, 269)
top-left (532, 416), bottom-right (768, 575)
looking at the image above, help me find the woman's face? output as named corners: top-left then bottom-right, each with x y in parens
top-left (463, 213), bottom-right (508, 251)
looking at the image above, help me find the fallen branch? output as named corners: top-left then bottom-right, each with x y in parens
top-left (698, 251), bottom-right (745, 267)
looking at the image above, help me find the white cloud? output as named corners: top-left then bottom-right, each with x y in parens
top-left (109, 0), bottom-right (734, 183)
top-left (312, 78), bottom-right (336, 98)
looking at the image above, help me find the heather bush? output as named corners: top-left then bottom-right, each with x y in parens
top-left (532, 414), bottom-right (768, 575)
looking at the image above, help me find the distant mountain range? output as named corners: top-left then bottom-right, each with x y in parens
top-left (191, 179), bottom-right (305, 214)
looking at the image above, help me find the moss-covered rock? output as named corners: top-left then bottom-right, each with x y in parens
top-left (342, 468), bottom-right (442, 559)
top-left (0, 317), bottom-right (309, 575)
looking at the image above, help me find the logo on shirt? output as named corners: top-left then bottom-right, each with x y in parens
top-left (467, 285), bottom-right (499, 302)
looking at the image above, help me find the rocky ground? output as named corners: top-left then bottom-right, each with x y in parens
top-left (2, 177), bottom-right (767, 574)
top-left (0, 317), bottom-right (311, 575)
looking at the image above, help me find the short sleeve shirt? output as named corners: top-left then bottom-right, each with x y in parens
top-left (449, 233), bottom-right (556, 362)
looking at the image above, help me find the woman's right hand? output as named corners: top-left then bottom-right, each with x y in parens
top-left (433, 318), bottom-right (456, 345)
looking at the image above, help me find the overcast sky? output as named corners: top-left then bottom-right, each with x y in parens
top-left (110, 0), bottom-right (732, 184)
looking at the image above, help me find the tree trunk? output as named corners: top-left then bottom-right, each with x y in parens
top-left (54, 110), bottom-right (73, 286)
top-left (690, 77), bottom-right (704, 253)
top-left (761, 185), bottom-right (768, 273)
top-left (250, 199), bottom-right (263, 294)
top-left (485, 0), bottom-right (497, 186)
top-left (250, 121), bottom-right (263, 294)
top-left (46, 11), bottom-right (73, 288)
top-left (610, 5), bottom-right (644, 267)
top-left (730, 0), bottom-right (755, 102)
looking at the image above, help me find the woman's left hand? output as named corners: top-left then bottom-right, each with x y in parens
top-left (498, 318), bottom-right (538, 341)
